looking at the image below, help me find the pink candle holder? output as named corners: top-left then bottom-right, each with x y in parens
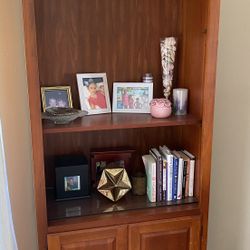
top-left (150, 98), bottom-right (172, 119)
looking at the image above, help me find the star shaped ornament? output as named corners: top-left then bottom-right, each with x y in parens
top-left (97, 168), bottom-right (132, 202)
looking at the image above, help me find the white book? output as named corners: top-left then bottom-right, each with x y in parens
top-left (173, 151), bottom-right (184, 200)
top-left (183, 150), bottom-right (195, 197)
top-left (142, 155), bottom-right (156, 202)
top-left (160, 146), bottom-right (173, 201)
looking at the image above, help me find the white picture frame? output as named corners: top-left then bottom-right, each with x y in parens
top-left (112, 82), bottom-right (153, 113)
top-left (77, 73), bottom-right (111, 115)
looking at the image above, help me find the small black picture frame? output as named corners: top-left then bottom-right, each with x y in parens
top-left (55, 155), bottom-right (90, 201)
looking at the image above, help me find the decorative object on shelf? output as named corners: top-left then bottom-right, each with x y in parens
top-left (142, 73), bottom-right (153, 83)
top-left (41, 86), bottom-right (73, 112)
top-left (112, 82), bottom-right (153, 113)
top-left (97, 168), bottom-right (132, 202)
top-left (41, 107), bottom-right (88, 124)
top-left (77, 73), bottom-right (111, 115)
top-left (55, 155), bottom-right (90, 201)
top-left (173, 88), bottom-right (188, 115)
top-left (160, 37), bottom-right (177, 100)
top-left (131, 173), bottom-right (146, 196)
top-left (90, 148), bottom-right (135, 187)
top-left (150, 98), bottom-right (172, 118)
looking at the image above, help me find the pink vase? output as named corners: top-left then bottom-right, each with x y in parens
top-left (150, 98), bottom-right (172, 119)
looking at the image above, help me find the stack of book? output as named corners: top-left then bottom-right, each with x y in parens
top-left (142, 146), bottom-right (195, 203)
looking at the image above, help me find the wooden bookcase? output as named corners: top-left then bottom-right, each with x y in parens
top-left (22, 0), bottom-right (220, 249)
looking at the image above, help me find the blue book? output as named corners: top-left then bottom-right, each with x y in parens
top-left (172, 154), bottom-right (179, 200)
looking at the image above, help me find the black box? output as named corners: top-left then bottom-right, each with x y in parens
top-left (55, 155), bottom-right (90, 201)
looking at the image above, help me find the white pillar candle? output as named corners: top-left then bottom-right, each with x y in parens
top-left (173, 88), bottom-right (188, 115)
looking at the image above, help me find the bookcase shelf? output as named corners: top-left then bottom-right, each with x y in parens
top-left (43, 114), bottom-right (201, 134)
top-left (47, 190), bottom-right (198, 222)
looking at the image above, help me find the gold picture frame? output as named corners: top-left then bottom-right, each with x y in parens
top-left (41, 86), bottom-right (73, 112)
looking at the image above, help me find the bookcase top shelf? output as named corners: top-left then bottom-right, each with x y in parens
top-left (43, 114), bottom-right (201, 134)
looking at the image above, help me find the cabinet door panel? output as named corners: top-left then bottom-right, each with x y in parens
top-left (129, 216), bottom-right (200, 250)
top-left (48, 225), bottom-right (127, 250)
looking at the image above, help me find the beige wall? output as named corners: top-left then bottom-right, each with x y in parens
top-left (0, 0), bottom-right (38, 250)
top-left (208, 0), bottom-right (250, 250)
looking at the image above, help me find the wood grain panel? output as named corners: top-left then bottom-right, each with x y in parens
top-left (48, 225), bottom-right (127, 250)
top-left (43, 114), bottom-right (201, 134)
top-left (34, 0), bottom-right (182, 109)
top-left (141, 229), bottom-right (189, 250)
top-left (129, 216), bottom-right (200, 250)
top-left (199, 0), bottom-right (221, 249)
top-left (178, 0), bottom-right (207, 118)
top-left (22, 0), bottom-right (48, 249)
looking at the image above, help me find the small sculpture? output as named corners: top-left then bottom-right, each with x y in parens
top-left (160, 37), bottom-right (177, 100)
top-left (97, 168), bottom-right (132, 202)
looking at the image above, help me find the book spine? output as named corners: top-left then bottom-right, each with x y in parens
top-left (162, 159), bottom-right (167, 201)
top-left (188, 160), bottom-right (195, 197)
top-left (157, 156), bottom-right (163, 202)
top-left (182, 160), bottom-right (187, 199)
top-left (152, 162), bottom-right (156, 202)
top-left (185, 160), bottom-right (190, 197)
top-left (150, 149), bottom-right (163, 202)
top-left (172, 156), bottom-right (178, 200)
top-left (177, 158), bottom-right (183, 200)
top-left (167, 154), bottom-right (173, 201)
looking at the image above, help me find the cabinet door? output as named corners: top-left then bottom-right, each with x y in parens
top-left (129, 216), bottom-right (200, 250)
top-left (48, 225), bottom-right (127, 250)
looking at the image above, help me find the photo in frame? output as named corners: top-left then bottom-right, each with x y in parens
top-left (41, 86), bottom-right (73, 112)
top-left (77, 73), bottom-right (111, 115)
top-left (112, 82), bottom-right (153, 113)
top-left (90, 148), bottom-right (135, 187)
top-left (55, 155), bottom-right (90, 201)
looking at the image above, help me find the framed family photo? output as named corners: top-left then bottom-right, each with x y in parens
top-left (77, 73), bottom-right (111, 115)
top-left (112, 82), bottom-right (153, 113)
top-left (41, 86), bottom-right (73, 112)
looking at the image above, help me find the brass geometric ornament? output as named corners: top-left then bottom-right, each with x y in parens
top-left (97, 168), bottom-right (132, 202)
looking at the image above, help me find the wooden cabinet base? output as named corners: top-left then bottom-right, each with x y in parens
top-left (48, 225), bottom-right (127, 250)
top-left (129, 216), bottom-right (200, 250)
top-left (48, 216), bottom-right (200, 250)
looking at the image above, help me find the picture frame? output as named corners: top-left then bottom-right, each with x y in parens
top-left (112, 82), bottom-right (153, 113)
top-left (55, 155), bottom-right (90, 201)
top-left (41, 86), bottom-right (73, 112)
top-left (90, 148), bottom-right (135, 187)
top-left (77, 73), bottom-right (111, 115)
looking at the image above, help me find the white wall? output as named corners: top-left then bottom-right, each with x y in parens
top-left (208, 0), bottom-right (250, 250)
top-left (0, 0), bottom-right (38, 249)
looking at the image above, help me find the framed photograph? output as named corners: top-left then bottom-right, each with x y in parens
top-left (64, 176), bottom-right (81, 192)
top-left (112, 82), bottom-right (153, 113)
top-left (90, 148), bottom-right (135, 187)
top-left (55, 155), bottom-right (90, 201)
top-left (77, 73), bottom-right (111, 115)
top-left (41, 86), bottom-right (73, 112)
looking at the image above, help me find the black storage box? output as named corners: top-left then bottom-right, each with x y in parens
top-left (55, 155), bottom-right (90, 200)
